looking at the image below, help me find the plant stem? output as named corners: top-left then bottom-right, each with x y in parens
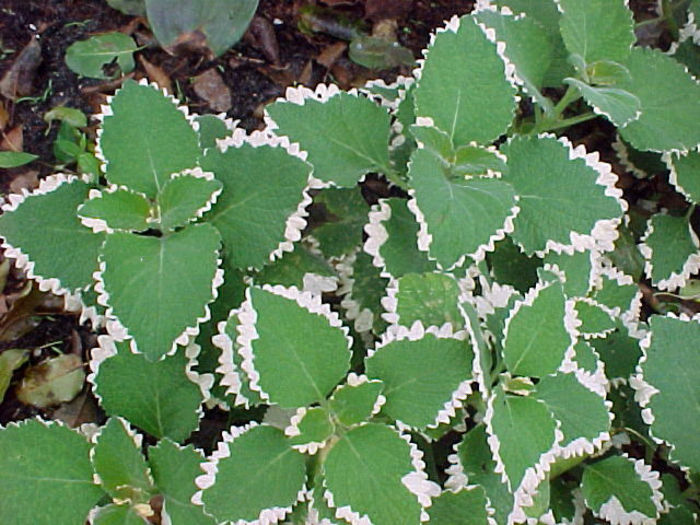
top-left (552, 85), bottom-right (581, 119)
top-left (539, 112), bottom-right (598, 133)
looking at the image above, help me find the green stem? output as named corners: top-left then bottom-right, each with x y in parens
top-left (539, 112), bottom-right (598, 133)
top-left (552, 85), bottom-right (582, 119)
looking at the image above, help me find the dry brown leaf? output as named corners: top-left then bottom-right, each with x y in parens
top-left (16, 353), bottom-right (85, 409)
top-left (316, 41), bottom-right (347, 69)
top-left (139, 55), bottom-right (172, 93)
top-left (51, 391), bottom-right (98, 428)
top-left (1, 125), bottom-right (23, 152)
top-left (193, 68), bottom-right (232, 112)
top-left (0, 101), bottom-right (9, 130)
top-left (247, 16), bottom-right (280, 64)
top-left (8, 170), bottom-right (39, 195)
top-left (298, 59), bottom-right (314, 86)
top-left (0, 38), bottom-right (42, 100)
top-left (365, 0), bottom-right (414, 20)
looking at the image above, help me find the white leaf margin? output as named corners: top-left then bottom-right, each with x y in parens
top-left (584, 454), bottom-right (664, 525)
top-left (663, 147), bottom-right (700, 205)
top-left (572, 296), bottom-right (617, 340)
top-left (369, 321), bottom-right (473, 431)
top-left (336, 247), bottom-right (385, 336)
top-left (328, 373), bottom-right (386, 426)
top-left (360, 75), bottom-right (415, 111)
top-left (93, 244), bottom-right (225, 359)
top-left (157, 167), bottom-right (223, 231)
top-left (509, 133), bottom-right (628, 257)
top-left (213, 317), bottom-right (255, 409)
top-left (232, 284), bottom-right (353, 405)
top-left (192, 421), bottom-right (307, 525)
top-left (630, 312), bottom-right (700, 473)
top-left (639, 212), bottom-right (700, 291)
top-left (77, 184), bottom-right (151, 234)
top-left (322, 422), bottom-right (440, 524)
top-left (0, 173), bottom-right (96, 300)
top-left (592, 261), bottom-right (643, 325)
top-left (611, 134), bottom-right (653, 179)
top-left (284, 407), bottom-right (330, 455)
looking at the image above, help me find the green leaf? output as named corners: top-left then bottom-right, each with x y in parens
top-left (0, 420), bottom-right (103, 525)
top-left (413, 16), bottom-right (517, 146)
top-left (65, 32), bottom-right (137, 79)
top-left (16, 353), bottom-right (85, 408)
top-left (198, 424), bottom-right (306, 523)
top-left (100, 80), bottom-right (200, 198)
top-left (565, 78), bottom-right (641, 127)
top-left (91, 504), bottom-right (149, 525)
top-left (0, 176), bottom-right (104, 292)
top-left (581, 455), bottom-right (662, 523)
top-left (0, 349), bottom-right (28, 403)
top-left (618, 47), bottom-right (700, 152)
top-left (148, 439), bottom-right (215, 524)
top-left (488, 236), bottom-right (542, 293)
top-left (0, 151), bottom-right (38, 168)
top-left (474, 9), bottom-right (554, 108)
top-left (592, 272), bottom-right (640, 318)
top-left (311, 187), bottom-right (369, 259)
top-left (92, 418), bottom-right (154, 503)
top-left (666, 149), bottom-right (700, 204)
top-left (636, 315), bottom-right (700, 472)
top-left (255, 243), bottom-right (336, 292)
top-left (236, 286), bottom-right (351, 408)
top-left (535, 372), bottom-right (611, 453)
top-left (92, 339), bottom-right (202, 442)
top-left (501, 134), bottom-right (624, 255)
top-left (44, 106), bottom-right (87, 128)
top-left (409, 147), bottom-right (517, 269)
top-left (640, 213), bottom-right (700, 291)
top-left (348, 35), bottom-right (414, 69)
top-left (427, 487), bottom-right (491, 524)
top-left (145, 0), bottom-right (258, 57)
top-left (286, 406), bottom-right (334, 452)
top-left (452, 144), bottom-right (509, 177)
top-left (575, 299), bottom-right (616, 338)
top-left (323, 423), bottom-right (425, 525)
top-left (266, 89), bottom-right (392, 186)
top-left (543, 249), bottom-right (592, 298)
top-left (77, 187), bottom-right (151, 232)
top-left (364, 198), bottom-right (435, 279)
top-left (201, 143), bottom-right (311, 270)
top-left (100, 223), bottom-right (221, 361)
top-left (590, 321), bottom-right (642, 381)
top-left (329, 374), bottom-right (384, 427)
top-left (503, 281), bottom-right (571, 377)
top-left (558, 0), bottom-right (634, 65)
top-left (194, 114), bottom-right (230, 150)
top-left (389, 272), bottom-right (464, 330)
top-left (106, 0), bottom-right (145, 16)
top-left (365, 329), bottom-right (473, 429)
top-left (339, 249), bottom-right (390, 334)
top-left (157, 172), bottom-right (223, 232)
top-left (486, 386), bottom-right (558, 492)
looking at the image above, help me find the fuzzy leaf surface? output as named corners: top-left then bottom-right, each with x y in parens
top-left (641, 315), bottom-right (700, 472)
top-left (413, 16), bottom-right (516, 146)
top-left (543, 249), bottom-right (592, 298)
top-left (288, 406), bottom-right (334, 448)
top-left (94, 341), bottom-right (202, 442)
top-left (200, 425), bottom-right (305, 522)
top-left (618, 48), bottom-right (700, 152)
top-left (100, 80), bottom-right (200, 197)
top-left (92, 504), bottom-right (147, 525)
top-left (157, 174), bottom-right (222, 232)
top-left (0, 179), bottom-right (104, 292)
top-left (394, 272), bottom-right (463, 329)
top-left (643, 214), bottom-right (698, 288)
top-left (365, 334), bottom-right (472, 429)
top-left (427, 487), bottom-right (490, 524)
top-left (329, 379), bottom-right (384, 427)
top-left (590, 321), bottom-right (642, 380)
top-left (667, 150), bottom-right (700, 204)
top-left (535, 372), bottom-right (610, 448)
top-left (266, 92), bottom-right (392, 186)
top-left (488, 387), bottom-right (558, 491)
top-left (255, 244), bottom-right (335, 289)
top-left (245, 287), bottom-right (350, 408)
top-left (581, 456), bottom-right (658, 520)
top-left (0, 420), bottom-right (103, 525)
top-left (201, 144), bottom-right (310, 270)
top-left (312, 187), bottom-right (369, 258)
top-left (558, 0), bottom-right (634, 64)
top-left (503, 281), bottom-right (570, 377)
top-left (576, 300), bottom-right (616, 337)
top-left (92, 418), bottom-right (153, 502)
top-left (101, 223), bottom-right (221, 361)
top-left (410, 147), bottom-right (516, 268)
top-left (565, 79), bottom-right (640, 127)
top-left (78, 187), bottom-right (151, 232)
top-left (148, 439), bottom-right (215, 524)
top-left (501, 135), bottom-right (623, 255)
top-left (323, 423), bottom-right (423, 525)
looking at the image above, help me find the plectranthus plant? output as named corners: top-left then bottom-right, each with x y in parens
top-left (0, 0), bottom-right (699, 524)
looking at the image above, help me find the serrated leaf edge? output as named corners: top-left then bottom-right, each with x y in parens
top-left (360, 75), bottom-right (415, 111)
top-left (193, 421), bottom-right (307, 524)
top-left (593, 262), bottom-right (643, 324)
top-left (234, 284), bottom-right (353, 404)
top-left (78, 185), bottom-right (151, 234)
top-left (564, 78), bottom-right (642, 128)
top-left (159, 168), bottom-right (223, 231)
top-left (572, 297), bottom-right (617, 339)
top-left (638, 212), bottom-right (700, 291)
top-left (329, 373), bottom-right (386, 425)
top-left (679, 6), bottom-right (700, 45)
top-left (93, 248), bottom-right (225, 359)
top-left (611, 134), bottom-right (652, 179)
top-left (630, 312), bottom-right (700, 473)
top-left (284, 407), bottom-right (330, 455)
top-left (584, 454), bottom-right (664, 525)
top-left (663, 148), bottom-right (700, 204)
top-left (542, 247), bottom-right (601, 299)
top-left (0, 173), bottom-right (95, 299)
top-left (213, 317), bottom-right (254, 409)
top-left (322, 423), bottom-right (440, 524)
top-left (336, 248), bottom-right (383, 336)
